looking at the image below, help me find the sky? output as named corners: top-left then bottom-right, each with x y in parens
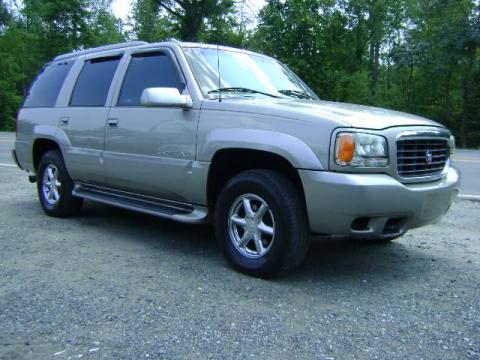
top-left (111, 0), bottom-right (266, 22)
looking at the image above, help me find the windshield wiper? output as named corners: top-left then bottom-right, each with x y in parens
top-left (278, 89), bottom-right (315, 100)
top-left (208, 87), bottom-right (280, 98)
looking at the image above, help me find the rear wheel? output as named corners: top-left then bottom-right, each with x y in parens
top-left (215, 170), bottom-right (310, 278)
top-left (37, 150), bottom-right (83, 217)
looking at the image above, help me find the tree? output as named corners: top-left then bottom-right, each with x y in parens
top-left (200, 5), bottom-right (248, 46)
top-left (154, 0), bottom-right (235, 41)
top-left (0, 0), bottom-right (479, 146)
top-left (253, 0), bottom-right (480, 147)
top-left (0, 0), bottom-right (11, 30)
top-left (85, 0), bottom-right (126, 47)
top-left (0, 3), bottom-right (22, 130)
top-left (253, 0), bottom-right (371, 101)
top-left (0, 0), bottom-right (124, 130)
top-left (395, 0), bottom-right (479, 146)
top-left (130, 0), bottom-right (173, 42)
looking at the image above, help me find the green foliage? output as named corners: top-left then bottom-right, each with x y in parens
top-left (0, 25), bottom-right (23, 130)
top-left (0, 0), bottom-right (11, 29)
top-left (130, 0), bottom-right (241, 43)
top-left (130, 0), bottom-right (173, 41)
top-left (0, 0), bottom-right (479, 147)
top-left (154, 0), bottom-right (236, 41)
top-left (200, 10), bottom-right (247, 46)
top-left (86, 1), bottom-right (126, 46)
top-left (0, 0), bottom-right (124, 130)
top-left (252, 0), bottom-right (480, 147)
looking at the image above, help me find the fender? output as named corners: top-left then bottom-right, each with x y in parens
top-left (197, 128), bottom-right (324, 170)
top-left (23, 125), bottom-right (72, 173)
top-left (33, 125), bottom-right (72, 148)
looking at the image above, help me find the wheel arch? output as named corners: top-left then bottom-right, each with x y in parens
top-left (198, 128), bottom-right (324, 170)
top-left (32, 138), bottom-right (61, 172)
top-left (206, 148), bottom-right (307, 210)
top-left (31, 125), bottom-right (71, 172)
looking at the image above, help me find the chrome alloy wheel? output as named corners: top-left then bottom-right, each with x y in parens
top-left (42, 164), bottom-right (61, 205)
top-left (228, 193), bottom-right (275, 258)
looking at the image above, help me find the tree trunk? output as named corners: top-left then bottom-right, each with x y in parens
top-left (180, 2), bottom-right (205, 41)
top-left (369, 40), bottom-right (380, 101)
top-left (407, 63), bottom-right (414, 112)
top-left (460, 56), bottom-right (475, 148)
top-left (444, 70), bottom-right (452, 129)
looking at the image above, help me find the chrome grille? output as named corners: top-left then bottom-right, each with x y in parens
top-left (396, 138), bottom-right (449, 178)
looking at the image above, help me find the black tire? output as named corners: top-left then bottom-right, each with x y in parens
top-left (37, 150), bottom-right (83, 217)
top-left (215, 170), bottom-right (310, 278)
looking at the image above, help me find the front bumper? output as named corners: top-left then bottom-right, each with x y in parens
top-left (299, 167), bottom-right (460, 239)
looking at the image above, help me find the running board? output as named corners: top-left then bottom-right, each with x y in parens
top-left (73, 184), bottom-right (209, 224)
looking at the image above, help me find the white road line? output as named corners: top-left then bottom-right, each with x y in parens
top-left (0, 163), bottom-right (16, 167)
top-left (454, 159), bottom-right (480, 162)
top-left (458, 194), bottom-right (480, 201)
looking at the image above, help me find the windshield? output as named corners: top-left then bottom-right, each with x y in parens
top-left (183, 47), bottom-right (319, 100)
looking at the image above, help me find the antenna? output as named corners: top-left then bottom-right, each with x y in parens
top-left (216, 44), bottom-right (222, 102)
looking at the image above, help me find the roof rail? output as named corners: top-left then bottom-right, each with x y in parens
top-left (53, 41), bottom-right (149, 61)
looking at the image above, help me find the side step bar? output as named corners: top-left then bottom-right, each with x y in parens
top-left (73, 184), bottom-right (209, 224)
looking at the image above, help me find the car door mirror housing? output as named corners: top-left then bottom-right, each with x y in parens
top-left (140, 87), bottom-right (193, 108)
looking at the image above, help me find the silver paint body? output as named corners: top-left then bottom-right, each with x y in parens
top-left (15, 41), bottom-right (460, 235)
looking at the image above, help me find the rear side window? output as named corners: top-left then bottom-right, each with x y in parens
top-left (23, 61), bottom-right (73, 108)
top-left (70, 56), bottom-right (120, 107)
top-left (118, 52), bottom-right (184, 106)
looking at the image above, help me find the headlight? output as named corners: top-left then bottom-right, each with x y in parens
top-left (335, 132), bottom-right (389, 167)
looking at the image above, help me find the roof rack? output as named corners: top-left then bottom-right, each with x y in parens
top-left (54, 41), bottom-right (149, 61)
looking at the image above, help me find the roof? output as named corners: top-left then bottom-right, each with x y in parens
top-left (53, 40), bottom-right (266, 62)
top-left (178, 42), bottom-right (269, 58)
top-left (53, 41), bottom-right (148, 61)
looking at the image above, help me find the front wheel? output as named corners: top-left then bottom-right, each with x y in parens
top-left (37, 150), bottom-right (83, 217)
top-left (215, 170), bottom-right (310, 278)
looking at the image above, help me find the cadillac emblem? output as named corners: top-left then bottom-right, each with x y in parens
top-left (425, 150), bottom-right (433, 164)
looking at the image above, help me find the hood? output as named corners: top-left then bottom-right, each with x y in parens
top-left (202, 97), bottom-right (443, 130)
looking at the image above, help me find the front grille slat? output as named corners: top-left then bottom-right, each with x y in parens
top-left (399, 166), bottom-right (446, 174)
top-left (396, 138), bottom-right (449, 179)
top-left (398, 160), bottom-right (446, 167)
top-left (397, 155), bottom-right (447, 161)
top-left (398, 148), bottom-right (447, 153)
top-left (400, 142), bottom-right (445, 146)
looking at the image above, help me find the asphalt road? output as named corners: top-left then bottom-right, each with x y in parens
top-left (0, 132), bottom-right (16, 166)
top-left (1, 132), bottom-right (479, 196)
top-left (1, 132), bottom-right (479, 359)
top-left (453, 150), bottom-right (480, 198)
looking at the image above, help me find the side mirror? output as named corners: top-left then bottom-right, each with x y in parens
top-left (140, 87), bottom-right (193, 108)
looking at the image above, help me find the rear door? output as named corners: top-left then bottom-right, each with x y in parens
top-left (104, 49), bottom-right (199, 203)
top-left (58, 55), bottom-right (122, 184)
top-left (18, 60), bottom-right (74, 172)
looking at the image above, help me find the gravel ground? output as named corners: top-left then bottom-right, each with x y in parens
top-left (0, 165), bottom-right (479, 360)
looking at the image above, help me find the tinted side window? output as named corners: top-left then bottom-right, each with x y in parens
top-left (23, 61), bottom-right (73, 108)
top-left (70, 57), bottom-right (120, 107)
top-left (118, 53), bottom-right (184, 106)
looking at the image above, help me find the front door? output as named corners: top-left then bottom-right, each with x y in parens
top-left (104, 51), bottom-right (199, 203)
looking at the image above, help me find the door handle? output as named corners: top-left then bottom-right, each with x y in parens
top-left (108, 118), bottom-right (119, 127)
top-left (59, 116), bottom-right (69, 125)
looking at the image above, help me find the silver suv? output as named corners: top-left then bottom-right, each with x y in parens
top-left (13, 41), bottom-right (460, 277)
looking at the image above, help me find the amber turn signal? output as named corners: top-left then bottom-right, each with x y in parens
top-left (336, 133), bottom-right (356, 164)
